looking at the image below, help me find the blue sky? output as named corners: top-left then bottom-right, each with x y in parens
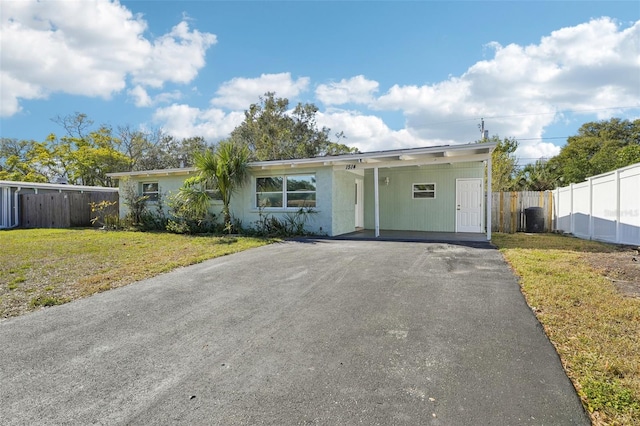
top-left (1, 1), bottom-right (639, 164)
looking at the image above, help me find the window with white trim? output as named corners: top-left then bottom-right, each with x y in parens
top-left (256, 175), bottom-right (316, 208)
top-left (203, 180), bottom-right (222, 200)
top-left (413, 183), bottom-right (436, 199)
top-left (141, 182), bottom-right (159, 201)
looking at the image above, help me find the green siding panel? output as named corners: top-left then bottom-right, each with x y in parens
top-left (363, 162), bottom-right (485, 232)
top-left (231, 167), bottom-right (334, 235)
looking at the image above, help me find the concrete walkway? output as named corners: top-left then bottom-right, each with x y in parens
top-left (0, 240), bottom-right (588, 425)
top-left (329, 229), bottom-right (490, 245)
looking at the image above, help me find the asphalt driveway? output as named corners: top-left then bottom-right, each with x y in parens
top-left (0, 240), bottom-right (589, 425)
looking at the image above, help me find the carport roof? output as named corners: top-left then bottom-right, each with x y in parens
top-left (254, 142), bottom-right (496, 170)
top-left (107, 142), bottom-right (496, 177)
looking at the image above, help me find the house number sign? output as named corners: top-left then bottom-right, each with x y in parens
top-left (345, 164), bottom-right (357, 170)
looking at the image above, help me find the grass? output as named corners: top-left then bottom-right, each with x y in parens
top-left (0, 228), bottom-right (272, 319)
top-left (492, 233), bottom-right (640, 425)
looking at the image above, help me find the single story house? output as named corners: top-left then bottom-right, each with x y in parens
top-left (0, 181), bottom-right (118, 229)
top-left (107, 143), bottom-right (497, 239)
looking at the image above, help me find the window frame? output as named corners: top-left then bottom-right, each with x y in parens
top-left (202, 180), bottom-right (223, 201)
top-left (141, 182), bottom-right (159, 202)
top-left (412, 182), bottom-right (436, 199)
top-left (255, 174), bottom-right (317, 209)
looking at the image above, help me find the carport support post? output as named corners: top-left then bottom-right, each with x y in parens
top-left (487, 154), bottom-right (492, 240)
top-left (374, 167), bottom-right (380, 237)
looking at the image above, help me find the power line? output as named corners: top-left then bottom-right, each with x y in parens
top-left (483, 105), bottom-right (639, 120)
top-left (423, 105), bottom-right (639, 126)
top-left (517, 136), bottom-right (569, 141)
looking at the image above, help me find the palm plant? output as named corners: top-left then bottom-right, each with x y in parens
top-left (192, 140), bottom-right (250, 232)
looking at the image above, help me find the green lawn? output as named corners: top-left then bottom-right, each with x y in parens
top-left (492, 233), bottom-right (640, 426)
top-left (1, 229), bottom-right (271, 319)
top-left (3, 229), bottom-right (638, 424)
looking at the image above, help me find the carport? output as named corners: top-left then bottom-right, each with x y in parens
top-left (327, 143), bottom-right (496, 240)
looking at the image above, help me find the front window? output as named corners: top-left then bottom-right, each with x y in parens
top-left (142, 182), bottom-right (159, 201)
top-left (203, 180), bottom-right (222, 200)
top-left (413, 183), bottom-right (436, 199)
top-left (256, 175), bottom-right (316, 208)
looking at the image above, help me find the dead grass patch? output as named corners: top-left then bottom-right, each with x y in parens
top-left (0, 229), bottom-right (271, 319)
top-left (493, 233), bottom-right (640, 425)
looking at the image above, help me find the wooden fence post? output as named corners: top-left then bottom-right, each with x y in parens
top-left (499, 192), bottom-right (504, 233)
top-left (510, 192), bottom-right (517, 233)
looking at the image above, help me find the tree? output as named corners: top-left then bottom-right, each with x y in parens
top-left (482, 135), bottom-right (519, 192)
top-left (514, 159), bottom-right (557, 191)
top-left (546, 118), bottom-right (640, 184)
top-left (117, 126), bottom-right (209, 171)
top-left (184, 139), bottom-right (250, 232)
top-left (231, 92), bottom-right (357, 161)
top-left (0, 138), bottom-right (48, 182)
top-left (51, 112), bottom-right (93, 139)
top-left (43, 126), bottom-right (130, 186)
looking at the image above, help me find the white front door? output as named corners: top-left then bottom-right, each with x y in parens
top-left (456, 178), bottom-right (483, 233)
top-left (355, 178), bottom-right (364, 228)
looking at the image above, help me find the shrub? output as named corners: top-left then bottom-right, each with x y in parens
top-left (165, 185), bottom-right (221, 234)
top-left (90, 200), bottom-right (120, 229)
top-left (248, 207), bottom-right (318, 237)
top-left (30, 295), bottom-right (67, 308)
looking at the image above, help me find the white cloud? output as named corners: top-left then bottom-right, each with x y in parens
top-left (366, 17), bottom-right (639, 159)
top-left (211, 73), bottom-right (310, 110)
top-left (317, 110), bottom-right (425, 153)
top-left (128, 86), bottom-right (153, 108)
top-left (315, 75), bottom-right (379, 106)
top-left (0, 0), bottom-right (215, 117)
top-left (518, 141), bottom-right (561, 161)
top-left (152, 104), bottom-right (244, 141)
top-left (132, 21), bottom-right (216, 88)
top-left (128, 85), bottom-right (182, 108)
top-left (0, 72), bottom-right (45, 116)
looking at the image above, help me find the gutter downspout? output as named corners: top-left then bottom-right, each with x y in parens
top-left (486, 154), bottom-right (492, 241)
top-left (374, 167), bottom-right (380, 238)
top-left (11, 187), bottom-right (21, 228)
top-left (1, 187), bottom-right (7, 229)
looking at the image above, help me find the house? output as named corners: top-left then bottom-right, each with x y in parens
top-left (0, 181), bottom-right (119, 229)
top-left (107, 143), bottom-right (497, 239)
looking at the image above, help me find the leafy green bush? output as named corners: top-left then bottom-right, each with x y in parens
top-left (582, 376), bottom-right (640, 414)
top-left (165, 185), bottom-right (221, 234)
top-left (90, 200), bottom-right (120, 229)
top-left (248, 207), bottom-right (318, 237)
top-left (30, 295), bottom-right (67, 308)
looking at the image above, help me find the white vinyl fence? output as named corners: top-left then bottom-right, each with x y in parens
top-left (553, 162), bottom-right (640, 246)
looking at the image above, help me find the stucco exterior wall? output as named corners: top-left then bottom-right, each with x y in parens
top-left (364, 162), bottom-right (485, 232)
top-left (116, 173), bottom-right (224, 219)
top-left (231, 166), bottom-right (334, 235)
top-left (331, 169), bottom-right (358, 236)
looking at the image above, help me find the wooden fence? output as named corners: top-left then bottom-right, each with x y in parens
top-left (491, 191), bottom-right (554, 233)
top-left (20, 192), bottom-right (119, 228)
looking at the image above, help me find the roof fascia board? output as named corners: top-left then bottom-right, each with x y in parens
top-left (106, 143), bottom-right (498, 176)
top-left (0, 180), bottom-right (118, 192)
top-left (107, 167), bottom-right (197, 178)
top-left (249, 143), bottom-right (496, 168)
top-left (351, 153), bottom-right (490, 170)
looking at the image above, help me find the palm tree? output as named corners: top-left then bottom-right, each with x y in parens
top-left (192, 140), bottom-right (250, 232)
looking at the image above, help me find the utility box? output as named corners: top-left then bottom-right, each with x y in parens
top-left (524, 207), bottom-right (544, 233)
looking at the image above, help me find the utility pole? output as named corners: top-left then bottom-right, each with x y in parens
top-left (478, 118), bottom-right (488, 140)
